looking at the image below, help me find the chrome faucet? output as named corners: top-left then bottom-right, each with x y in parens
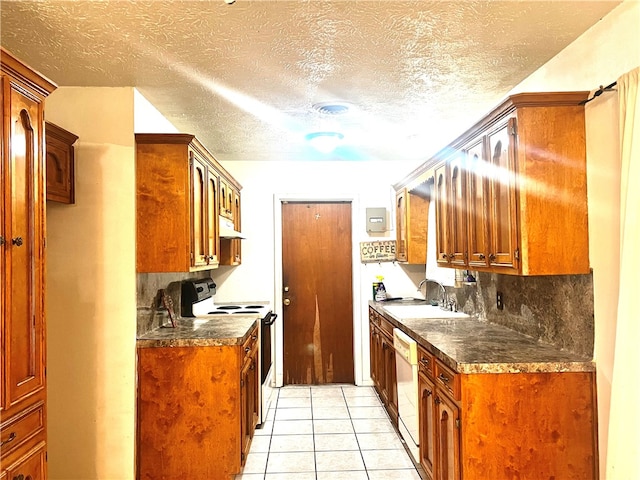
top-left (418, 278), bottom-right (446, 307)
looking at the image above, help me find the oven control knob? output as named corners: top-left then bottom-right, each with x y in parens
top-left (283, 298), bottom-right (291, 306)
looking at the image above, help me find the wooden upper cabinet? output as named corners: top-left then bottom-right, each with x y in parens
top-left (410, 91), bottom-right (590, 276)
top-left (219, 185), bottom-right (242, 266)
top-left (448, 154), bottom-right (467, 267)
top-left (395, 182), bottom-right (431, 265)
top-left (465, 138), bottom-right (489, 269)
top-left (135, 133), bottom-right (240, 273)
top-left (486, 119), bottom-right (518, 271)
top-left (434, 164), bottom-right (449, 267)
top-left (45, 121), bottom-right (78, 204)
top-left (395, 189), bottom-right (408, 262)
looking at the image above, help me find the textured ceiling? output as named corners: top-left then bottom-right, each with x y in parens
top-left (0, 1), bottom-right (621, 162)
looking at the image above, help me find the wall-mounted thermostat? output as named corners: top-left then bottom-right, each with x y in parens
top-left (366, 207), bottom-right (387, 232)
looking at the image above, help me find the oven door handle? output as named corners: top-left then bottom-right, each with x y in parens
top-left (265, 312), bottom-right (278, 326)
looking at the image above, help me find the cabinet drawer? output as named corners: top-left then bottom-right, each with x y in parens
top-left (242, 325), bottom-right (259, 358)
top-left (0, 402), bottom-right (45, 459)
top-left (435, 361), bottom-right (460, 401)
top-left (417, 346), bottom-right (435, 379)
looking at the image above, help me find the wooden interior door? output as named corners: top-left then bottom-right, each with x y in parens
top-left (282, 201), bottom-right (354, 385)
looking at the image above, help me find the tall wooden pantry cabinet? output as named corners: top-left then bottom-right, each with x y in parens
top-left (1, 48), bottom-right (56, 480)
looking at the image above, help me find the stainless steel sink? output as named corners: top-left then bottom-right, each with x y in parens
top-left (383, 304), bottom-right (470, 320)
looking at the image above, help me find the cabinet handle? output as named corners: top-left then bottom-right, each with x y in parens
top-left (434, 396), bottom-right (441, 405)
top-left (12, 237), bottom-right (23, 247)
top-left (438, 373), bottom-right (450, 383)
top-left (252, 335), bottom-right (257, 340)
top-left (478, 253), bottom-right (485, 260)
top-left (426, 389), bottom-right (432, 397)
top-left (489, 253), bottom-right (496, 261)
top-left (1, 431), bottom-right (17, 446)
top-left (419, 357), bottom-right (430, 367)
top-left (245, 347), bottom-right (251, 353)
top-left (448, 253), bottom-right (455, 259)
top-left (441, 253), bottom-right (447, 259)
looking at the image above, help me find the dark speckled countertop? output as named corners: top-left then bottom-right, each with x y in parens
top-left (136, 315), bottom-right (258, 348)
top-left (370, 300), bottom-right (594, 374)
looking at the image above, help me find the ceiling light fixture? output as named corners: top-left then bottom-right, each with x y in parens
top-left (305, 131), bottom-right (344, 153)
top-left (312, 102), bottom-right (351, 115)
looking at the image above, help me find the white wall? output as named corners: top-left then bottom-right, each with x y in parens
top-left (510, 0), bottom-right (640, 476)
top-left (45, 88), bottom-right (137, 479)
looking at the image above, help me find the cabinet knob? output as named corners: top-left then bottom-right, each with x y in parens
top-left (12, 237), bottom-right (23, 247)
top-left (489, 253), bottom-right (496, 262)
top-left (448, 253), bottom-right (455, 259)
top-left (441, 253), bottom-right (447, 259)
top-left (245, 347), bottom-right (251, 353)
top-left (478, 253), bottom-right (485, 260)
top-left (438, 373), bottom-right (450, 383)
top-left (0, 236), bottom-right (4, 246)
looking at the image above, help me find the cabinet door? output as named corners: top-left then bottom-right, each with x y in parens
top-left (434, 164), bottom-right (449, 266)
top-left (419, 372), bottom-right (436, 480)
top-left (4, 79), bottom-right (46, 410)
top-left (231, 190), bottom-right (241, 264)
top-left (240, 354), bottom-right (255, 465)
top-left (5, 442), bottom-right (46, 480)
top-left (369, 322), bottom-right (379, 387)
top-left (435, 393), bottom-right (461, 480)
top-left (219, 177), bottom-right (230, 218)
top-left (395, 189), bottom-right (407, 262)
top-left (465, 139), bottom-right (489, 269)
top-left (448, 155), bottom-right (467, 267)
top-left (486, 120), bottom-right (518, 271)
top-left (190, 153), bottom-right (208, 268)
top-left (206, 168), bottom-right (219, 266)
top-left (382, 334), bottom-right (398, 423)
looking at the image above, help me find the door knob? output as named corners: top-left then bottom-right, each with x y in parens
top-left (283, 298), bottom-right (291, 306)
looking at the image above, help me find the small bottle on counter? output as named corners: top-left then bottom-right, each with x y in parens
top-left (373, 275), bottom-right (387, 301)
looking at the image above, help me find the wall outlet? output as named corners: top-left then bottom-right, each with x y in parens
top-left (496, 291), bottom-right (504, 310)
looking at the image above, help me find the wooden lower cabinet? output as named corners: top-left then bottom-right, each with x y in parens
top-left (136, 325), bottom-right (259, 480)
top-left (368, 308), bottom-right (397, 424)
top-left (417, 343), bottom-right (598, 480)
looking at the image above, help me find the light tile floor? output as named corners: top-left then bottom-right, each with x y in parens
top-left (235, 385), bottom-right (423, 479)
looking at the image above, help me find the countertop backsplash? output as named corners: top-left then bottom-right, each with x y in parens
top-left (445, 271), bottom-right (594, 358)
top-left (136, 271), bottom-right (211, 337)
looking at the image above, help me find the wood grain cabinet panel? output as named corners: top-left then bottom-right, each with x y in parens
top-left (45, 121), bottom-right (78, 204)
top-left (137, 325), bottom-right (259, 480)
top-left (1, 48), bottom-right (55, 480)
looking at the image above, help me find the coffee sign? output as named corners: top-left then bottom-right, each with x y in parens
top-left (360, 241), bottom-right (396, 263)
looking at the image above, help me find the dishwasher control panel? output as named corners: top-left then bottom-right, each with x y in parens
top-left (393, 328), bottom-right (418, 364)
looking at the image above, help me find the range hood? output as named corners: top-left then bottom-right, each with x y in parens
top-left (219, 216), bottom-right (245, 239)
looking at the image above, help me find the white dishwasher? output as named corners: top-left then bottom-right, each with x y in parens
top-left (393, 327), bottom-right (419, 463)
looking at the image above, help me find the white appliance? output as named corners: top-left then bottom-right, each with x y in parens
top-left (393, 327), bottom-right (420, 463)
top-left (181, 279), bottom-right (276, 425)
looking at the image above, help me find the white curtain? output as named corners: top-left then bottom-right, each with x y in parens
top-left (606, 66), bottom-right (640, 479)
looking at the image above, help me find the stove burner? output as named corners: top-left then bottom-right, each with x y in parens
top-left (215, 305), bottom-right (242, 310)
top-left (245, 305), bottom-right (265, 309)
top-left (207, 309), bottom-right (263, 315)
